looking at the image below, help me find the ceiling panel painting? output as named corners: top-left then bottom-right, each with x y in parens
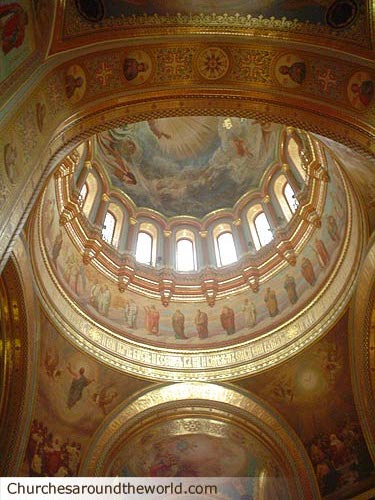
top-left (94, 118), bottom-right (280, 218)
top-left (0, 0), bottom-right (35, 84)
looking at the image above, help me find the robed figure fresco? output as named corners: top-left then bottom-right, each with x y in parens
top-left (172, 309), bottom-right (188, 339)
top-left (314, 238), bottom-right (330, 268)
top-left (66, 364), bottom-right (94, 409)
top-left (284, 275), bottom-right (298, 305)
top-left (264, 287), bottom-right (279, 317)
top-left (327, 215), bottom-right (339, 242)
top-left (195, 309), bottom-right (208, 339)
top-left (301, 256), bottom-right (316, 286)
top-left (220, 306), bottom-right (236, 335)
top-left (145, 305), bottom-right (160, 335)
top-left (242, 298), bottom-right (256, 327)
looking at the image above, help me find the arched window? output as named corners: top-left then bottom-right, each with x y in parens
top-left (274, 175), bottom-right (299, 221)
top-left (102, 211), bottom-right (116, 245)
top-left (107, 202), bottom-right (125, 249)
top-left (213, 224), bottom-right (238, 267)
top-left (175, 229), bottom-right (197, 272)
top-left (284, 182), bottom-right (299, 214)
top-left (81, 172), bottom-right (98, 218)
top-left (247, 204), bottom-right (273, 250)
top-left (79, 183), bottom-right (88, 207)
top-left (254, 212), bottom-right (273, 247)
top-left (288, 137), bottom-right (306, 181)
top-left (135, 223), bottom-right (158, 266)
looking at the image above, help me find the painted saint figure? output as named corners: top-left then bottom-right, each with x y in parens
top-left (145, 305), bottom-right (160, 335)
top-left (195, 309), bottom-right (208, 339)
top-left (279, 62), bottom-right (306, 84)
top-left (123, 57), bottom-right (149, 81)
top-left (301, 256), bottom-right (316, 286)
top-left (314, 238), bottom-right (330, 268)
top-left (172, 309), bottom-right (188, 339)
top-left (327, 215), bottom-right (339, 242)
top-left (51, 230), bottom-right (63, 268)
top-left (65, 74), bottom-right (84, 99)
top-left (350, 80), bottom-right (374, 107)
top-left (98, 284), bottom-right (111, 316)
top-left (66, 363), bottom-right (94, 409)
top-left (242, 298), bottom-right (256, 327)
top-left (220, 306), bottom-right (236, 335)
top-left (284, 274), bottom-right (298, 305)
top-left (0, 2), bottom-right (28, 55)
top-left (90, 280), bottom-right (101, 310)
top-left (125, 299), bottom-right (138, 329)
top-left (264, 287), bottom-right (279, 317)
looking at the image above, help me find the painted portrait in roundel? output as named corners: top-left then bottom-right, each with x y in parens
top-left (65, 64), bottom-right (87, 103)
top-left (123, 50), bottom-right (152, 85)
top-left (347, 70), bottom-right (374, 110)
top-left (275, 53), bottom-right (306, 89)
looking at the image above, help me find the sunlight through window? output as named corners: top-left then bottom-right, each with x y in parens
top-left (284, 182), bottom-right (299, 213)
top-left (176, 238), bottom-right (196, 271)
top-left (102, 211), bottom-right (116, 245)
top-left (254, 212), bottom-right (273, 247)
top-left (135, 231), bottom-right (153, 265)
top-left (217, 232), bottom-right (238, 266)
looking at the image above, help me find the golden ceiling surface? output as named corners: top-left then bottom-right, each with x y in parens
top-left (30, 122), bottom-right (365, 381)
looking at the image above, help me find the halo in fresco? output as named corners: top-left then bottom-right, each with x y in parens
top-left (275, 54), bottom-right (306, 89)
top-left (123, 49), bottom-right (153, 85)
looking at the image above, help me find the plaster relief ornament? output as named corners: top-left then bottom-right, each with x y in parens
top-left (196, 47), bottom-right (230, 81)
top-left (65, 64), bottom-right (86, 103)
top-left (123, 50), bottom-right (152, 85)
top-left (275, 53), bottom-right (306, 88)
top-left (347, 70), bottom-right (374, 110)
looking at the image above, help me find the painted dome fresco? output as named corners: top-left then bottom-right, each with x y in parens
top-left (30, 118), bottom-right (364, 381)
top-left (93, 117), bottom-right (280, 218)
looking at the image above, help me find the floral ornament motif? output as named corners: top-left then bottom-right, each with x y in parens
top-left (182, 420), bottom-right (202, 432)
top-left (196, 47), bottom-right (230, 81)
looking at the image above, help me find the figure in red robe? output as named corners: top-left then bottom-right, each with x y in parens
top-left (145, 305), bottom-right (160, 335)
top-left (220, 306), bottom-right (235, 335)
top-left (0, 3), bottom-right (28, 55)
top-left (195, 309), bottom-right (208, 339)
top-left (315, 238), bottom-right (330, 268)
top-left (301, 256), bottom-right (316, 286)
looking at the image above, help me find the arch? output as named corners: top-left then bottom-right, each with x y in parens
top-left (135, 222), bottom-right (158, 266)
top-left (102, 211), bottom-right (116, 246)
top-left (78, 183), bottom-right (88, 207)
top-left (287, 136), bottom-right (307, 183)
top-left (80, 382), bottom-right (319, 500)
top-left (175, 228), bottom-right (197, 272)
top-left (106, 202), bottom-right (125, 249)
top-left (212, 223), bottom-right (238, 267)
top-left (81, 171), bottom-right (99, 219)
top-left (247, 204), bottom-right (273, 250)
top-left (274, 175), bottom-right (299, 221)
top-left (350, 233), bottom-right (375, 466)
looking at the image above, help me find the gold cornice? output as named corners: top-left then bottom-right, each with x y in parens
top-left (50, 1), bottom-right (373, 58)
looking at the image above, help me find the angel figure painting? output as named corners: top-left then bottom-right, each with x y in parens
top-left (93, 118), bottom-right (281, 218)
